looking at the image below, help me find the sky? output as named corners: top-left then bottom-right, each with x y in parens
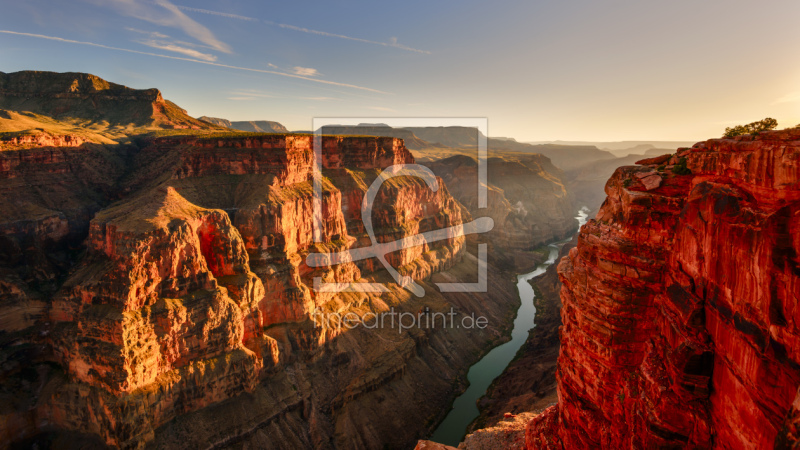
top-left (0, 0), bottom-right (798, 142)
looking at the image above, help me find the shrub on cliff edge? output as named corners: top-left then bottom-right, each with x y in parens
top-left (723, 118), bottom-right (778, 138)
top-left (672, 157), bottom-right (691, 175)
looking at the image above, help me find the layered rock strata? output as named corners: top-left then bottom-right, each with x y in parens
top-left (0, 133), bottom-right (522, 450)
top-left (0, 132), bottom-right (86, 150)
top-left (526, 128), bottom-right (800, 448)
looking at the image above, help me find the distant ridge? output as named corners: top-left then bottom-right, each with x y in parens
top-left (198, 116), bottom-right (288, 133)
top-left (306, 123), bottom-right (618, 172)
top-left (528, 140), bottom-right (697, 153)
top-left (403, 126), bottom-right (486, 148)
top-left (317, 125), bottom-right (431, 149)
top-left (0, 71), bottom-right (218, 131)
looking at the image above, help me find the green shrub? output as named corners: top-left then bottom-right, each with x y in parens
top-left (623, 178), bottom-right (632, 188)
top-left (672, 157), bottom-right (691, 175)
top-left (723, 118), bottom-right (778, 138)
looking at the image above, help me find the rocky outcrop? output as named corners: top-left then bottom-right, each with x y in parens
top-left (0, 132), bottom-right (86, 150)
top-left (563, 152), bottom-right (647, 213)
top-left (458, 412), bottom-right (536, 450)
top-left (526, 128), bottom-right (800, 448)
top-left (38, 187), bottom-right (263, 445)
top-left (415, 441), bottom-right (460, 450)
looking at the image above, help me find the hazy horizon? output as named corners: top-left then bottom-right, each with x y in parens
top-left (1, 0), bottom-right (798, 141)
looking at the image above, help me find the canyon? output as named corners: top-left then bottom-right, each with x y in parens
top-left (430, 208), bottom-right (588, 448)
top-left (426, 154), bottom-right (576, 272)
top-left (19, 69), bottom-right (800, 450)
top-left (426, 126), bottom-right (800, 449)
top-left (314, 124), bottom-right (663, 216)
top-left (469, 234), bottom-right (579, 434)
top-left (0, 71), bottom-right (581, 449)
top-left (0, 131), bottom-right (516, 449)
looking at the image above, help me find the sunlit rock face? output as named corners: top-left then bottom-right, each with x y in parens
top-left (0, 71), bottom-right (554, 449)
top-left (0, 133), bottom-right (489, 448)
top-left (0, 70), bottom-right (218, 130)
top-left (526, 128), bottom-right (800, 449)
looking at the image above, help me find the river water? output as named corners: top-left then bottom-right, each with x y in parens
top-left (429, 208), bottom-right (590, 446)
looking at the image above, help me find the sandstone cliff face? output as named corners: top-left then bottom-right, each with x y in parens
top-left (1, 132), bottom-right (521, 450)
top-left (0, 132), bottom-right (86, 150)
top-left (0, 143), bottom-right (124, 244)
top-left (526, 128), bottom-right (800, 449)
top-left (0, 143), bottom-right (127, 338)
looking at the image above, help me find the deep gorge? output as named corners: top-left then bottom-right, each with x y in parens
top-left (0, 75), bottom-right (580, 449)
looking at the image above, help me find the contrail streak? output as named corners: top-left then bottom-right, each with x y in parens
top-left (175, 4), bottom-right (432, 54)
top-left (0, 30), bottom-right (388, 94)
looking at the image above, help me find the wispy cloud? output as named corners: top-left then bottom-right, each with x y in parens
top-left (125, 27), bottom-right (169, 39)
top-left (173, 4), bottom-right (432, 54)
top-left (136, 39), bottom-right (217, 61)
top-left (231, 90), bottom-right (275, 98)
top-left (268, 22), bottom-right (432, 54)
top-left (264, 63), bottom-right (323, 79)
top-left (0, 30), bottom-right (388, 94)
top-left (225, 89), bottom-right (340, 102)
top-left (292, 66), bottom-right (320, 77)
top-left (125, 26), bottom-right (218, 61)
top-left (90, 0), bottom-right (231, 53)
top-left (774, 92), bottom-right (800, 104)
top-left (228, 90), bottom-right (274, 99)
top-left (175, 5), bottom-right (257, 22)
top-left (367, 106), bottom-right (396, 112)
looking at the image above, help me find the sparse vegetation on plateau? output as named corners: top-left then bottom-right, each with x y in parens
top-left (723, 118), bottom-right (778, 138)
top-left (672, 157), bottom-right (691, 175)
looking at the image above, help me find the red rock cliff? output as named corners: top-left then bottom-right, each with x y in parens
top-left (527, 128), bottom-right (800, 449)
top-left (4, 134), bottom-right (467, 448)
